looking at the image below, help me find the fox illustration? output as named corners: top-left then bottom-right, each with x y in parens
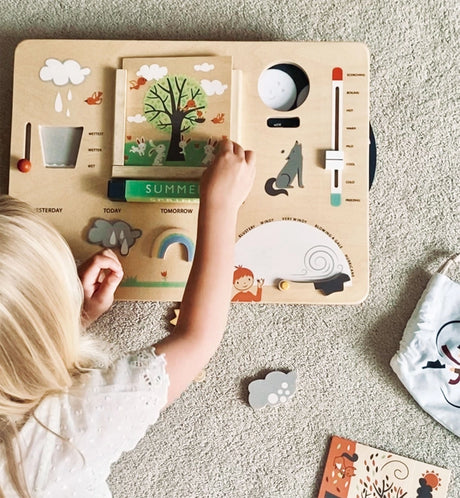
top-left (265, 141), bottom-right (303, 196)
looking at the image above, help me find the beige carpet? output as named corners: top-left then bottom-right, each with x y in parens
top-left (0, 0), bottom-right (459, 496)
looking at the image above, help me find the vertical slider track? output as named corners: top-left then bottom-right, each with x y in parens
top-left (334, 87), bottom-right (340, 150)
top-left (25, 122), bottom-right (31, 160)
top-left (325, 67), bottom-right (344, 207)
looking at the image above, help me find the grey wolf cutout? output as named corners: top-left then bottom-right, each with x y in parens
top-left (265, 141), bottom-right (303, 196)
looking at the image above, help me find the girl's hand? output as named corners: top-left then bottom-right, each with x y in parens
top-left (78, 249), bottom-right (124, 326)
top-left (200, 139), bottom-right (256, 214)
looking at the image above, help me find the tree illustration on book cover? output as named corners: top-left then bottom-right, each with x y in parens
top-left (123, 56), bottom-right (232, 168)
top-left (318, 436), bottom-right (451, 498)
top-left (144, 75), bottom-right (207, 162)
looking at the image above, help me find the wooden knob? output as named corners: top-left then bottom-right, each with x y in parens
top-left (17, 158), bottom-right (32, 173)
top-left (278, 280), bottom-right (290, 291)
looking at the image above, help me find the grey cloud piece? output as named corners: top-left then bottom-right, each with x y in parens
top-left (87, 219), bottom-right (142, 256)
top-left (248, 370), bottom-right (297, 409)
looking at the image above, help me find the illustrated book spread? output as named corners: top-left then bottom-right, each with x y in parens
top-left (318, 436), bottom-right (451, 498)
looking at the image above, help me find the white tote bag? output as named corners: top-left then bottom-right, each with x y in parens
top-left (390, 254), bottom-right (460, 437)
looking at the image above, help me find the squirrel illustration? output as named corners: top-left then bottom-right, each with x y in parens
top-left (333, 452), bottom-right (358, 479)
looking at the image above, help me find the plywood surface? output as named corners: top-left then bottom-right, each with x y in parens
top-left (9, 40), bottom-right (369, 303)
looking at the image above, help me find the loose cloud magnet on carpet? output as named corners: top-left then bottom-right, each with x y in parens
top-left (248, 371), bottom-right (297, 409)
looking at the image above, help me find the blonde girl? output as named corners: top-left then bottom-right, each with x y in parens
top-left (0, 139), bottom-right (255, 497)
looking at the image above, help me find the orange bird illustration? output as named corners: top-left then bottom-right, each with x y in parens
top-left (85, 91), bottom-right (103, 105)
top-left (183, 99), bottom-right (196, 111)
top-left (129, 77), bottom-right (147, 90)
top-left (211, 113), bottom-right (225, 124)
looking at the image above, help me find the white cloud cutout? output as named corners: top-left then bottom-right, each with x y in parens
top-left (194, 62), bottom-right (215, 72)
top-left (136, 64), bottom-right (168, 81)
top-left (200, 79), bottom-right (228, 96)
top-left (40, 59), bottom-right (91, 86)
top-left (127, 114), bottom-right (146, 123)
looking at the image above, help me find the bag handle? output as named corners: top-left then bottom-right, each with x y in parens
top-left (437, 253), bottom-right (460, 275)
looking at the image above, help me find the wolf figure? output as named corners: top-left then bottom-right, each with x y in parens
top-left (265, 141), bottom-right (303, 196)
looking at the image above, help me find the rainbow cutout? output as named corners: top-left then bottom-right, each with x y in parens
top-left (154, 230), bottom-right (195, 262)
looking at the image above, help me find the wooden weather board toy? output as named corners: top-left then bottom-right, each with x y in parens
top-left (9, 40), bottom-right (369, 304)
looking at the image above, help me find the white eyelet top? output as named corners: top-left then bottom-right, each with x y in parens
top-left (0, 347), bottom-right (169, 497)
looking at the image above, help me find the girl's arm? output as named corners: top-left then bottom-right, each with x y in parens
top-left (154, 140), bottom-right (256, 405)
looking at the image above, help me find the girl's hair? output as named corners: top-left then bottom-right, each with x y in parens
top-left (0, 195), bottom-right (110, 497)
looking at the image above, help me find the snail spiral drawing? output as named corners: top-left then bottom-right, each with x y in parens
top-left (302, 245), bottom-right (343, 279)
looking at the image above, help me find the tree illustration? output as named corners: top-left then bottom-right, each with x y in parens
top-left (143, 75), bottom-right (207, 162)
top-left (356, 455), bottom-right (409, 498)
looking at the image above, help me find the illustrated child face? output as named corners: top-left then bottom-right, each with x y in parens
top-left (234, 275), bottom-right (254, 291)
